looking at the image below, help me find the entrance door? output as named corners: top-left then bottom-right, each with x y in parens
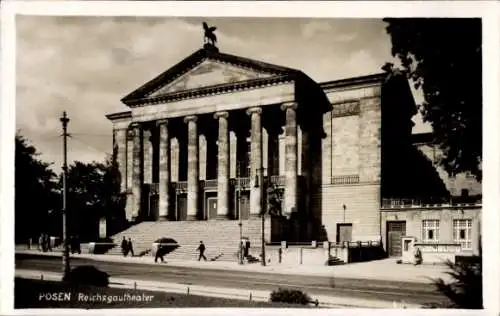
top-left (387, 221), bottom-right (406, 257)
top-left (149, 195), bottom-right (159, 220)
top-left (336, 223), bottom-right (353, 243)
top-left (207, 197), bottom-right (217, 219)
top-left (177, 195), bottom-right (187, 221)
top-left (238, 192), bottom-right (250, 220)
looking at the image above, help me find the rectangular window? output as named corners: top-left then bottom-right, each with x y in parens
top-left (422, 220), bottom-right (440, 243)
top-left (453, 219), bottom-right (472, 250)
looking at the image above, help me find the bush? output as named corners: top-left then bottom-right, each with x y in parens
top-left (62, 265), bottom-right (109, 287)
top-left (431, 257), bottom-right (482, 309)
top-left (270, 288), bottom-right (312, 305)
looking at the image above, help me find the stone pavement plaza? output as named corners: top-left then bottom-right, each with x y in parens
top-left (15, 248), bottom-right (452, 284)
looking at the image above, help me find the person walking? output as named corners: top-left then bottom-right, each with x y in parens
top-left (197, 241), bottom-right (207, 261)
top-left (128, 238), bottom-right (135, 257)
top-left (121, 236), bottom-right (128, 257)
top-left (38, 234), bottom-right (44, 251)
top-left (155, 246), bottom-right (165, 263)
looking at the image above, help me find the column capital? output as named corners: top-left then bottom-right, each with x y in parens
top-left (214, 111), bottom-right (229, 120)
top-left (246, 107), bottom-right (262, 116)
top-left (129, 122), bottom-right (142, 129)
top-left (281, 101), bottom-right (298, 111)
top-left (183, 115), bottom-right (198, 124)
top-left (156, 118), bottom-right (169, 126)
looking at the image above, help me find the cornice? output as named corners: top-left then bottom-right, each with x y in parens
top-left (105, 111), bottom-right (132, 121)
top-left (124, 74), bottom-right (295, 108)
top-left (320, 73), bottom-right (387, 92)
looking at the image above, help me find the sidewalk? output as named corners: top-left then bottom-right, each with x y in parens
top-left (16, 248), bottom-right (451, 284)
top-left (15, 269), bottom-right (420, 308)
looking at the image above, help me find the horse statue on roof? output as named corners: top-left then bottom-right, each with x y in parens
top-left (203, 22), bottom-right (217, 47)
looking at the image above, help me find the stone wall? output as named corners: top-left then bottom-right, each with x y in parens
top-left (317, 83), bottom-right (383, 242)
top-left (318, 184), bottom-right (381, 242)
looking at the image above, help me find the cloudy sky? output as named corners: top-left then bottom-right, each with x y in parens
top-left (16, 16), bottom-right (429, 171)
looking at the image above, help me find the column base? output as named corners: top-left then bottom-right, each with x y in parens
top-left (158, 215), bottom-right (170, 221)
top-left (249, 213), bottom-right (262, 220)
top-left (186, 215), bottom-right (198, 221)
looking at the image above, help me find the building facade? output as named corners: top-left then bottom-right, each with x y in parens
top-left (107, 45), bottom-right (482, 256)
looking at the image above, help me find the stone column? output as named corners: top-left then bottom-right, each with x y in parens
top-left (184, 115), bottom-right (199, 220)
top-left (131, 123), bottom-right (143, 221)
top-left (281, 102), bottom-right (298, 219)
top-left (247, 107), bottom-right (263, 217)
top-left (214, 111), bottom-right (230, 219)
top-left (157, 119), bottom-right (170, 221)
top-left (114, 128), bottom-right (128, 193)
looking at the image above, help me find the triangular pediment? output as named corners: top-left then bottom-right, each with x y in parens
top-left (121, 47), bottom-right (300, 106)
top-left (148, 59), bottom-right (274, 97)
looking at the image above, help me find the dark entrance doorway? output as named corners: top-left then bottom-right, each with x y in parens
top-left (387, 221), bottom-right (406, 257)
top-left (149, 195), bottom-right (159, 220)
top-left (177, 195), bottom-right (187, 221)
top-left (336, 223), bottom-right (353, 243)
top-left (237, 191), bottom-right (250, 220)
top-left (207, 197), bottom-right (217, 219)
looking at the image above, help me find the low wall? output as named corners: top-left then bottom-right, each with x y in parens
top-left (247, 240), bottom-right (382, 266)
top-left (416, 243), bottom-right (461, 264)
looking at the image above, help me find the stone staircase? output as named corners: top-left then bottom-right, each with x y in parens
top-left (106, 219), bottom-right (265, 262)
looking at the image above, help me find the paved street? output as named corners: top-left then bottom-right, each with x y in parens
top-left (15, 253), bottom-right (449, 306)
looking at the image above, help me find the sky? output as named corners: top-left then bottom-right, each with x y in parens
top-left (16, 16), bottom-right (430, 171)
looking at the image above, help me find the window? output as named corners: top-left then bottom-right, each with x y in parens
top-left (422, 220), bottom-right (440, 243)
top-left (453, 219), bottom-right (472, 250)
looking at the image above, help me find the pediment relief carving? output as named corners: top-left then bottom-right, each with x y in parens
top-left (148, 60), bottom-right (274, 97)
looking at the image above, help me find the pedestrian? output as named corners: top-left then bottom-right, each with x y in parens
top-left (128, 238), bottom-right (134, 257)
top-left (414, 247), bottom-right (422, 266)
top-left (38, 234), bottom-right (44, 251)
top-left (75, 235), bottom-right (81, 254)
top-left (155, 246), bottom-right (165, 263)
top-left (197, 241), bottom-right (207, 261)
top-left (121, 236), bottom-right (128, 257)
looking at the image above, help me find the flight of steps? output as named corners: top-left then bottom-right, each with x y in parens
top-left (106, 219), bottom-right (264, 262)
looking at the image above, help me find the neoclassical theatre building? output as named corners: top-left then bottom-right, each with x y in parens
top-left (107, 44), bottom-right (482, 257)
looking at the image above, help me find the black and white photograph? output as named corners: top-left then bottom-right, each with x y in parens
top-left (1, 1), bottom-right (498, 314)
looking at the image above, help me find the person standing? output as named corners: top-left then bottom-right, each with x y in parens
top-left (197, 241), bottom-right (207, 261)
top-left (128, 238), bottom-right (134, 257)
top-left (121, 236), bottom-right (128, 257)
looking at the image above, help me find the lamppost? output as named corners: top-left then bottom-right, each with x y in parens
top-left (237, 162), bottom-right (244, 265)
top-left (60, 111), bottom-right (70, 278)
top-left (254, 167), bottom-right (266, 266)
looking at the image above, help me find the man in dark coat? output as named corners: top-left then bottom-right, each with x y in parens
top-left (121, 236), bottom-right (128, 256)
top-left (128, 238), bottom-right (134, 257)
top-left (197, 241), bottom-right (207, 261)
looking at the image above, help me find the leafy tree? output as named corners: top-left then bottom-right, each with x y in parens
top-left (64, 161), bottom-right (107, 241)
top-left (429, 257), bottom-right (482, 309)
top-left (383, 18), bottom-right (482, 180)
top-left (15, 134), bottom-right (59, 242)
top-left (266, 183), bottom-right (283, 216)
top-left (63, 148), bottom-right (127, 241)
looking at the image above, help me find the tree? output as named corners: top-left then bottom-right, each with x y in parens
top-left (383, 18), bottom-right (482, 181)
top-left (64, 161), bottom-right (107, 241)
top-left (15, 134), bottom-right (59, 242)
top-left (62, 149), bottom-right (127, 241)
top-left (430, 257), bottom-right (482, 309)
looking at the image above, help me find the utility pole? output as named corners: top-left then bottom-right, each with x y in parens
top-left (60, 111), bottom-right (70, 278)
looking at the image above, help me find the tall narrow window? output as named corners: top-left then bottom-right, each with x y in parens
top-left (422, 220), bottom-right (440, 243)
top-left (453, 219), bottom-right (472, 250)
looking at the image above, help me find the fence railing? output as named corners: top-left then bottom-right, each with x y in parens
top-left (381, 198), bottom-right (482, 209)
top-left (330, 175), bottom-right (360, 185)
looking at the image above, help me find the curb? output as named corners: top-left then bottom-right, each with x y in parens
top-left (15, 250), bottom-right (446, 284)
top-left (15, 269), bottom-right (419, 309)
